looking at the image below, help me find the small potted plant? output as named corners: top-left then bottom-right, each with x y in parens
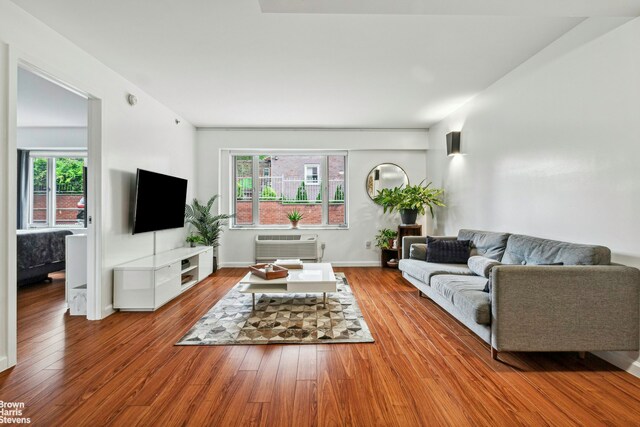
top-left (186, 233), bottom-right (202, 248)
top-left (286, 209), bottom-right (304, 229)
top-left (375, 228), bottom-right (398, 250)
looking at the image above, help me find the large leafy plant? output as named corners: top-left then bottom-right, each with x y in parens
top-left (373, 181), bottom-right (445, 217)
top-left (184, 195), bottom-right (234, 248)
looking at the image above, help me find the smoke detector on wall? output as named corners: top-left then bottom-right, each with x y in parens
top-left (127, 94), bottom-right (137, 106)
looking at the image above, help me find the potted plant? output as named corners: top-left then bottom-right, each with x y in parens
top-left (373, 181), bottom-right (445, 224)
top-left (286, 209), bottom-right (304, 229)
top-left (186, 233), bottom-right (202, 248)
top-left (375, 228), bottom-right (398, 250)
top-left (184, 195), bottom-right (234, 273)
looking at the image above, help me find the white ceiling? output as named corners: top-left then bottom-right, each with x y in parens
top-left (10, 1), bottom-right (636, 128)
top-left (17, 67), bottom-right (87, 127)
top-left (260, 0), bottom-right (640, 17)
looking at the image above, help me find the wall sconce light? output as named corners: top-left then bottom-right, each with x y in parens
top-left (446, 131), bottom-right (461, 156)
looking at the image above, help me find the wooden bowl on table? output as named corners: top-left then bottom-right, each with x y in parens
top-left (249, 264), bottom-right (289, 280)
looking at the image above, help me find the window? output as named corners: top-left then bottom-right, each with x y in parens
top-left (29, 153), bottom-right (86, 228)
top-left (304, 164), bottom-right (320, 185)
top-left (232, 152), bottom-right (347, 228)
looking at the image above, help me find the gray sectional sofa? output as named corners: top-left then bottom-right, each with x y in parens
top-left (399, 229), bottom-right (640, 359)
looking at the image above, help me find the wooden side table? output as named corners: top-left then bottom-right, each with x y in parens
top-left (380, 248), bottom-right (398, 268)
top-left (379, 224), bottom-right (423, 268)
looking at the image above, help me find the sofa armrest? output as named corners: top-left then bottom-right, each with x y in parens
top-left (491, 265), bottom-right (640, 352)
top-left (401, 235), bottom-right (457, 259)
top-left (401, 236), bottom-right (425, 259)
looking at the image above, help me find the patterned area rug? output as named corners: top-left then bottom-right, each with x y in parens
top-left (176, 273), bottom-right (374, 345)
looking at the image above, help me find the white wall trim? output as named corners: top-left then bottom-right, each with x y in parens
top-left (219, 261), bottom-right (380, 268)
top-left (6, 46), bottom-right (19, 368)
top-left (330, 261), bottom-right (380, 267)
top-left (0, 41), bottom-right (7, 372)
top-left (86, 98), bottom-right (104, 320)
top-left (593, 351), bottom-right (640, 378)
top-left (102, 304), bottom-right (115, 317)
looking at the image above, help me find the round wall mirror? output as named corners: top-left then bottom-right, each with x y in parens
top-left (366, 163), bottom-right (409, 200)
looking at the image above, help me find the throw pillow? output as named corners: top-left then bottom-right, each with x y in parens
top-left (409, 244), bottom-right (427, 261)
top-left (426, 237), bottom-right (471, 264)
top-left (468, 256), bottom-right (501, 278)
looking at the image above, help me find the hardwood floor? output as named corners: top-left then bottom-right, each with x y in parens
top-left (2, 268), bottom-right (640, 426)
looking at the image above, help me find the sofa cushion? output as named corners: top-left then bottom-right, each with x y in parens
top-left (409, 244), bottom-right (427, 261)
top-left (430, 274), bottom-right (491, 325)
top-left (457, 229), bottom-right (510, 261)
top-left (426, 237), bottom-right (471, 264)
top-left (467, 256), bottom-right (501, 278)
top-left (398, 259), bottom-right (473, 284)
top-left (502, 234), bottom-right (611, 266)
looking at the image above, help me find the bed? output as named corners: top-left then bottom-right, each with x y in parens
top-left (17, 229), bottom-right (73, 286)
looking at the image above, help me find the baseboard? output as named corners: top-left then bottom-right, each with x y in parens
top-left (219, 261), bottom-right (380, 268)
top-left (330, 261), bottom-right (380, 267)
top-left (0, 356), bottom-right (8, 373)
top-left (592, 351), bottom-right (640, 378)
top-left (219, 262), bottom-right (254, 268)
top-left (101, 304), bottom-right (116, 319)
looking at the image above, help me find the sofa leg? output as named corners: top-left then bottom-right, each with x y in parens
top-left (418, 290), bottom-right (424, 297)
top-left (578, 351), bottom-right (586, 360)
top-left (491, 347), bottom-right (499, 360)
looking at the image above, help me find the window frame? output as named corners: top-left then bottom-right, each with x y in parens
top-left (304, 163), bottom-right (320, 185)
top-left (231, 151), bottom-right (348, 229)
top-left (28, 151), bottom-right (87, 229)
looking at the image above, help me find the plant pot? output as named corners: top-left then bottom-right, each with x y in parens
top-left (212, 255), bottom-right (218, 274)
top-left (189, 242), bottom-right (196, 248)
top-left (291, 220), bottom-right (299, 229)
top-left (400, 209), bottom-right (418, 225)
top-left (388, 238), bottom-right (395, 249)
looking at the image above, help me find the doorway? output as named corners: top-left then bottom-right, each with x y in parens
top-left (5, 61), bottom-right (103, 368)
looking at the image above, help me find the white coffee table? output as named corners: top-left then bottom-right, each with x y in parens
top-left (238, 263), bottom-right (337, 309)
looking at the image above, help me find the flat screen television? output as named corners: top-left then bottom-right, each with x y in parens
top-left (132, 168), bottom-right (188, 234)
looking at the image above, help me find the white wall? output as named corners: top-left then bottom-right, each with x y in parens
top-left (196, 129), bottom-right (428, 266)
top-left (17, 126), bottom-right (87, 149)
top-left (0, 0), bottom-right (197, 369)
top-left (427, 17), bottom-right (640, 375)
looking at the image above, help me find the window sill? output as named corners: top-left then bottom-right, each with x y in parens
top-left (230, 225), bottom-right (349, 231)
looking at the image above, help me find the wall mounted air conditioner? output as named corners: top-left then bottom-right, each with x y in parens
top-left (255, 234), bottom-right (320, 263)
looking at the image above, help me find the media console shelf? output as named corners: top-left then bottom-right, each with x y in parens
top-left (114, 246), bottom-right (214, 311)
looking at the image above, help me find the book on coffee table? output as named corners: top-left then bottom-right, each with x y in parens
top-left (274, 259), bottom-right (303, 269)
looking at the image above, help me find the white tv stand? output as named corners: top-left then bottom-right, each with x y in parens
top-left (114, 246), bottom-right (214, 311)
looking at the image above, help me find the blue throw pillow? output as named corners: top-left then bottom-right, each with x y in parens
top-left (426, 237), bottom-right (471, 264)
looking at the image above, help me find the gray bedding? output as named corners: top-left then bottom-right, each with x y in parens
top-left (17, 229), bottom-right (72, 285)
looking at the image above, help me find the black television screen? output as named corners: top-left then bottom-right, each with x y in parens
top-left (132, 169), bottom-right (188, 234)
